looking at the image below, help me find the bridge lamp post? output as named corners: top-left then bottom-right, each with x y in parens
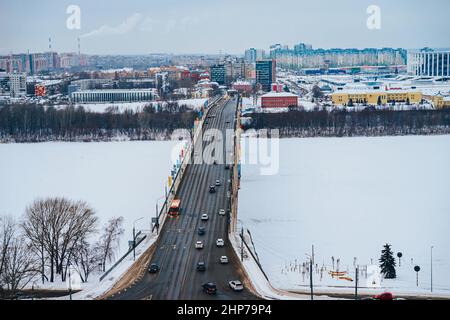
top-left (305, 253), bottom-right (314, 301)
top-left (133, 217), bottom-right (145, 261)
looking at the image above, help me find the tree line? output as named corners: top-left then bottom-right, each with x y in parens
top-left (0, 103), bottom-right (196, 143)
top-left (251, 108), bottom-right (450, 137)
top-left (0, 198), bottom-right (124, 299)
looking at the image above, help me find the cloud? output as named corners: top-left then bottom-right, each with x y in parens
top-left (139, 17), bottom-right (159, 32)
top-left (81, 13), bottom-right (143, 38)
top-left (80, 13), bottom-right (201, 38)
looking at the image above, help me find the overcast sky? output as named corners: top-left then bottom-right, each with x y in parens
top-left (1, 0), bottom-right (449, 55)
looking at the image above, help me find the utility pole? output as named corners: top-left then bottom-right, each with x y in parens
top-left (355, 266), bottom-right (359, 300)
top-left (310, 258), bottom-right (314, 301)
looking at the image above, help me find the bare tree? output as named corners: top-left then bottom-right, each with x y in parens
top-left (22, 198), bottom-right (98, 283)
top-left (72, 238), bottom-right (99, 283)
top-left (97, 217), bottom-right (125, 272)
top-left (0, 217), bottom-right (38, 299)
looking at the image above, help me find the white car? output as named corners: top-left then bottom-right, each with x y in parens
top-left (195, 241), bottom-right (204, 249)
top-left (220, 256), bottom-right (229, 264)
top-left (229, 280), bottom-right (244, 292)
top-left (216, 239), bottom-right (225, 247)
top-left (201, 214), bottom-right (209, 221)
top-left (215, 180), bottom-right (221, 187)
top-left (218, 209), bottom-right (226, 216)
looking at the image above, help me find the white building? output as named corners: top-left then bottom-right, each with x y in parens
top-left (71, 89), bottom-right (154, 104)
top-left (9, 72), bottom-right (27, 98)
top-left (407, 48), bottom-right (450, 77)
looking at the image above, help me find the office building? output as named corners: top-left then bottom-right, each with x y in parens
top-left (256, 60), bottom-right (276, 92)
top-left (210, 64), bottom-right (226, 85)
top-left (331, 90), bottom-right (422, 106)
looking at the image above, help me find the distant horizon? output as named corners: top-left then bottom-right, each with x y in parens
top-left (2, 46), bottom-right (450, 57)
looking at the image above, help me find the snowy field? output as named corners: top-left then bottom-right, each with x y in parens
top-left (0, 141), bottom-right (179, 256)
top-left (238, 135), bottom-right (450, 296)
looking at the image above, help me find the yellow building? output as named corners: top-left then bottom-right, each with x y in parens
top-left (431, 95), bottom-right (450, 109)
top-left (331, 90), bottom-right (423, 106)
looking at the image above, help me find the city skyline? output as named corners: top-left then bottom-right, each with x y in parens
top-left (1, 0), bottom-right (450, 55)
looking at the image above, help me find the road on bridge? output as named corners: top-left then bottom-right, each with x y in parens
top-left (110, 97), bottom-right (259, 300)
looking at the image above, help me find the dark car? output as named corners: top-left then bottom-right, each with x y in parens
top-left (209, 185), bottom-right (216, 194)
top-left (149, 263), bottom-right (160, 274)
top-left (225, 164), bottom-right (230, 170)
top-left (197, 262), bottom-right (206, 272)
top-left (198, 227), bottom-right (206, 236)
top-left (202, 283), bottom-right (217, 295)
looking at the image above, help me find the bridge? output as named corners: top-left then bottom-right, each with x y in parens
top-left (106, 96), bottom-right (259, 300)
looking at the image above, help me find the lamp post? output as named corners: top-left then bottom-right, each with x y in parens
top-left (133, 217), bottom-right (144, 261)
top-left (306, 253), bottom-right (314, 301)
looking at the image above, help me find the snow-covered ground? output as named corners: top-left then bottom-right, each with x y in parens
top-left (67, 98), bottom-right (208, 113)
top-left (238, 135), bottom-right (450, 297)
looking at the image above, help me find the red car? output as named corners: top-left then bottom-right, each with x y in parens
top-left (373, 292), bottom-right (394, 300)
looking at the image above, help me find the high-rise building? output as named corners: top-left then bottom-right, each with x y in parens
top-left (9, 72), bottom-right (27, 97)
top-left (210, 64), bottom-right (226, 85)
top-left (256, 60), bottom-right (276, 92)
top-left (294, 43), bottom-right (313, 52)
top-left (407, 48), bottom-right (450, 77)
top-left (245, 48), bottom-right (265, 63)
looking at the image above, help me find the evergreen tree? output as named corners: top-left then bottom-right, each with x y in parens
top-left (379, 244), bottom-right (396, 279)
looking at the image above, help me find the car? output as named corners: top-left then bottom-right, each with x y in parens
top-left (202, 283), bottom-right (217, 295)
top-left (209, 186), bottom-right (216, 194)
top-left (220, 256), bottom-right (229, 264)
top-left (197, 262), bottom-right (206, 272)
top-left (198, 227), bottom-right (206, 236)
top-left (195, 241), bottom-right (204, 249)
top-left (373, 292), bottom-right (394, 301)
top-left (201, 214), bottom-right (209, 221)
top-left (226, 121), bottom-right (231, 124)
top-left (229, 280), bottom-right (244, 292)
top-left (149, 263), bottom-right (160, 274)
top-left (215, 180), bottom-right (221, 187)
top-left (218, 209), bottom-right (226, 216)
top-left (225, 165), bottom-right (230, 170)
top-left (216, 239), bottom-right (225, 247)
top-left (213, 161), bottom-right (217, 165)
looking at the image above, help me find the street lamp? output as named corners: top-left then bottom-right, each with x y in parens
top-left (133, 217), bottom-right (145, 261)
top-left (305, 253), bottom-right (314, 301)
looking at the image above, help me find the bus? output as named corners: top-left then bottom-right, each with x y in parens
top-left (168, 199), bottom-right (181, 217)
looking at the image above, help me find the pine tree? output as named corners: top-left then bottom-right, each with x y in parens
top-left (379, 244), bottom-right (396, 279)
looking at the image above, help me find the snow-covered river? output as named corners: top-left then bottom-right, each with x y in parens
top-left (0, 141), bottom-right (179, 255)
top-left (239, 135), bottom-right (450, 295)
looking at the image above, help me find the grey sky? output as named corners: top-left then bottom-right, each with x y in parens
top-left (1, 0), bottom-right (449, 55)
